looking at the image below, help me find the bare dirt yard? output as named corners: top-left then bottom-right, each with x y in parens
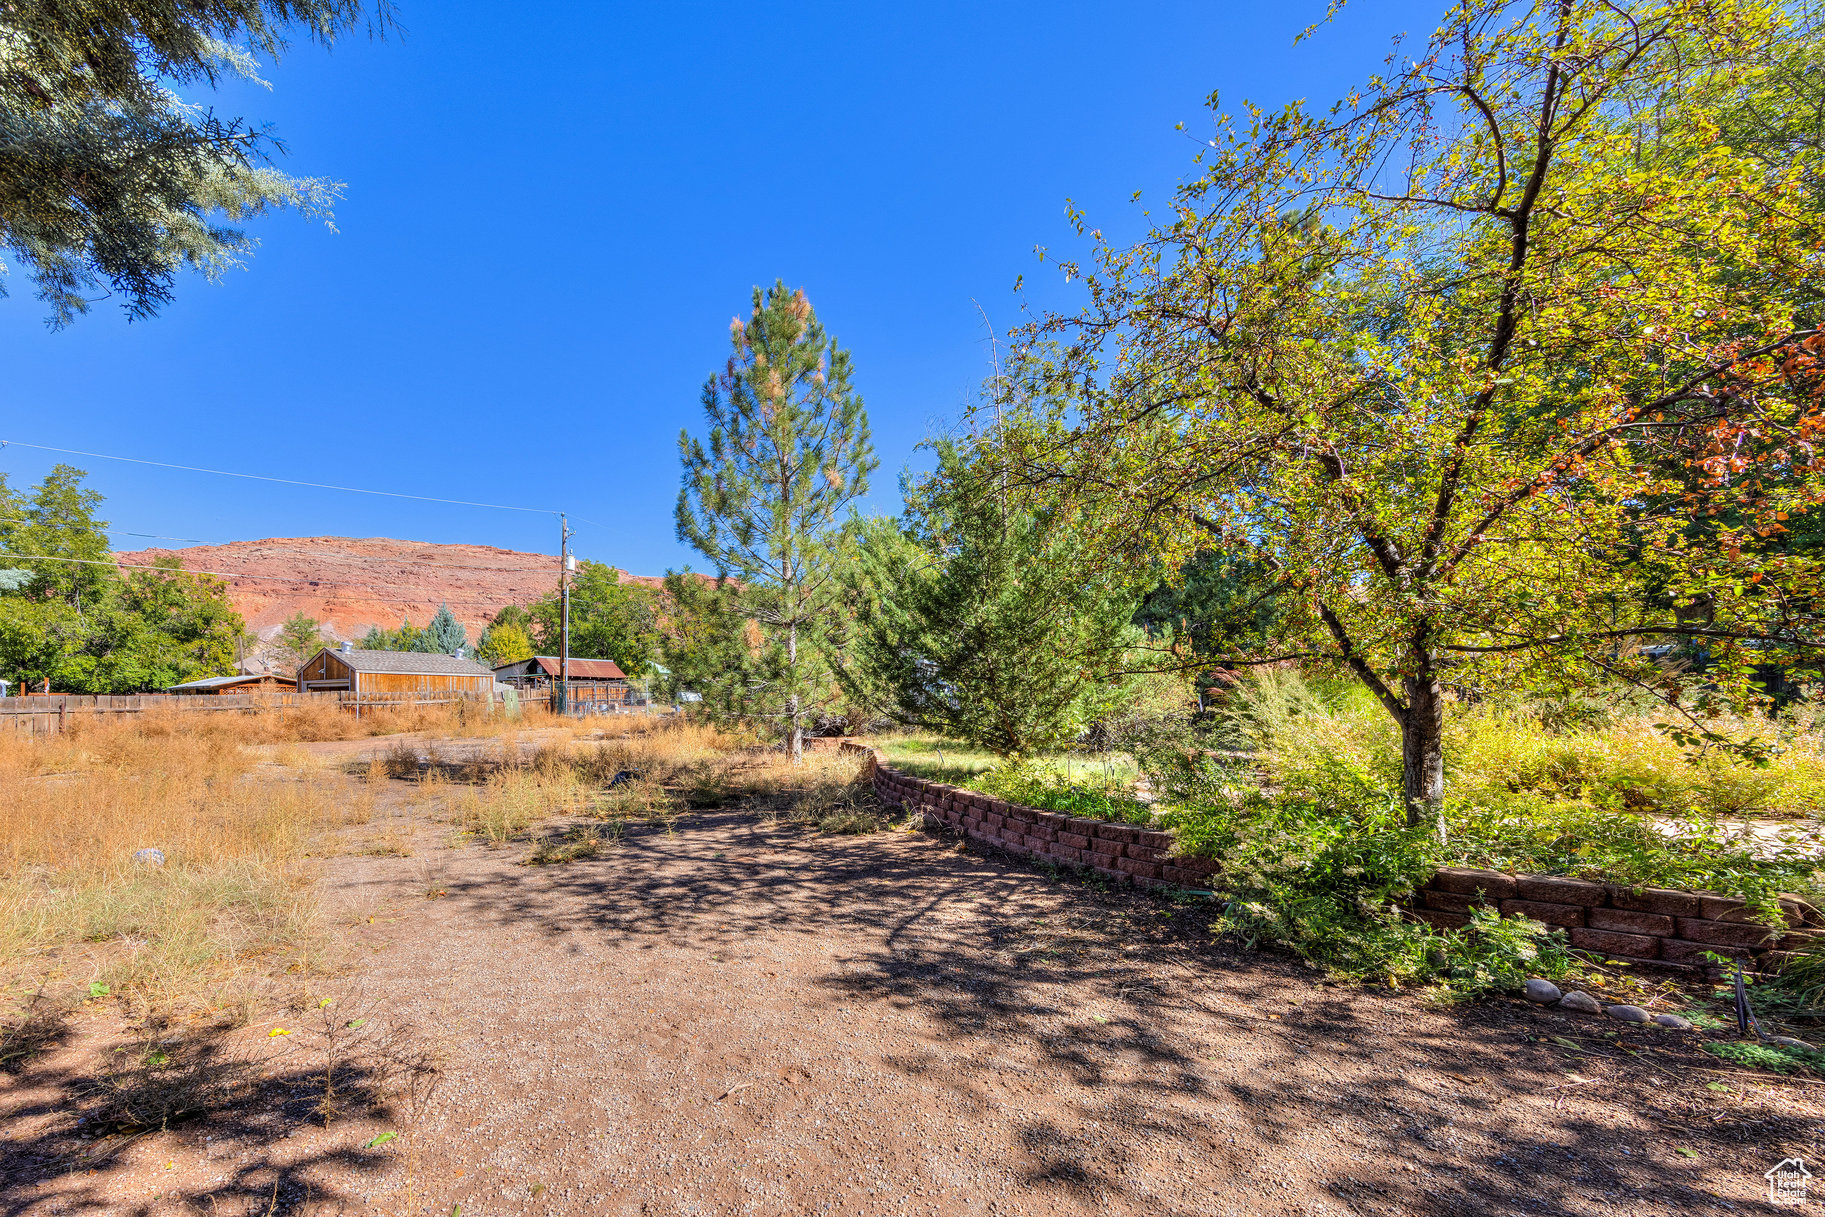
top-left (4, 731), bottom-right (1824, 1217)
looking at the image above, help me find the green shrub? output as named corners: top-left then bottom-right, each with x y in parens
top-left (1702, 1040), bottom-right (1825, 1075)
top-left (1168, 784), bottom-right (1574, 998)
top-left (975, 762), bottom-right (1153, 824)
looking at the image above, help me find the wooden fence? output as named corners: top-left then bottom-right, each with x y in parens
top-left (0, 690), bottom-right (486, 737)
top-left (0, 688), bottom-right (670, 736)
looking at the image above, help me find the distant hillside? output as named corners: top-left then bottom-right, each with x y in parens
top-left (116, 536), bottom-right (666, 641)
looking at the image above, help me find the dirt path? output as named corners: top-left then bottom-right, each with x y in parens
top-left (6, 785), bottom-right (1825, 1215)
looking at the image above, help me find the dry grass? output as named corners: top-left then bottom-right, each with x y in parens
top-left (0, 709), bottom-right (873, 1043)
top-left (0, 713), bottom-right (377, 1022)
top-left (446, 720), bottom-right (729, 843)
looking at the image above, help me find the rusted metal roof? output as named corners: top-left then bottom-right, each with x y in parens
top-left (527, 656), bottom-right (628, 680)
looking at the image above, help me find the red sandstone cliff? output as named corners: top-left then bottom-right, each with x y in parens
top-left (116, 536), bottom-right (665, 640)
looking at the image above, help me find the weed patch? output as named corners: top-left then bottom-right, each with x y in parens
top-left (1702, 1040), bottom-right (1825, 1074)
top-left (525, 825), bottom-right (616, 865)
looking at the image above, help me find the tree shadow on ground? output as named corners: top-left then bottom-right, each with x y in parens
top-left (0, 1001), bottom-right (437, 1217)
top-left (442, 806), bottom-right (1819, 1216)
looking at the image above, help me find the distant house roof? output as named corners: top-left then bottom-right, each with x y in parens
top-left (166, 673), bottom-right (287, 692)
top-left (494, 656), bottom-right (628, 680)
top-left (324, 648), bottom-right (495, 677)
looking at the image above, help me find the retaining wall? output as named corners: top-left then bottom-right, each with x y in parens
top-left (827, 739), bottom-right (1820, 978)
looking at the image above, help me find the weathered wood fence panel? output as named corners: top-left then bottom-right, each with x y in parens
top-left (0, 690), bottom-right (494, 737)
top-left (0, 687), bottom-right (669, 736)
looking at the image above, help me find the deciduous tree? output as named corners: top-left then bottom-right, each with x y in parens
top-left (275, 610), bottom-right (323, 671)
top-left (1007, 0), bottom-right (1825, 833)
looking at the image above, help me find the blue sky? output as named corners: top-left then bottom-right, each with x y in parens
top-left (1, 0), bottom-right (1437, 573)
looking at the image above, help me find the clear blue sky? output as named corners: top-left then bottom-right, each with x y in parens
top-left (0, 0), bottom-right (1437, 573)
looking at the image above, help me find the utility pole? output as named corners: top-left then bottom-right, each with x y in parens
top-left (558, 514), bottom-right (572, 716)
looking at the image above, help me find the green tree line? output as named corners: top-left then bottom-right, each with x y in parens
top-left (0, 466), bottom-right (242, 693)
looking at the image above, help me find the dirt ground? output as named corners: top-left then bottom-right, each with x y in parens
top-left (5, 739), bottom-right (1825, 1216)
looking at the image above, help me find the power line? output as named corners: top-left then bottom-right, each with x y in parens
top-left (1, 439), bottom-right (562, 517)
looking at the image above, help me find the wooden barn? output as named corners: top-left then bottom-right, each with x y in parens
top-left (491, 656), bottom-right (637, 709)
top-left (296, 645), bottom-right (495, 696)
top-left (167, 673), bottom-right (296, 695)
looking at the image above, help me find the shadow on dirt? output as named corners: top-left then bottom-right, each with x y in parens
top-left (0, 998), bottom-right (438, 1217)
top-left (440, 805), bottom-right (1814, 1216)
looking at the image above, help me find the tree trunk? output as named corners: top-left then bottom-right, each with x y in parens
top-left (787, 620), bottom-right (803, 765)
top-left (1400, 672), bottom-right (1447, 840)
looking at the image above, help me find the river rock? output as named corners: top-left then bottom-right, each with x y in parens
top-left (1523, 979), bottom-right (1562, 1005)
top-left (1769, 1036), bottom-right (1814, 1051)
top-left (1557, 991), bottom-right (1602, 1014)
top-left (1651, 1013), bottom-right (1693, 1030)
top-left (1605, 1004), bottom-right (1651, 1024)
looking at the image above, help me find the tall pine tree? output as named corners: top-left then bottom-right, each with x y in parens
top-left (675, 281), bottom-right (876, 762)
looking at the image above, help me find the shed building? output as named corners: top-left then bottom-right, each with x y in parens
top-left (296, 646), bottom-right (495, 696)
top-left (491, 656), bottom-right (638, 708)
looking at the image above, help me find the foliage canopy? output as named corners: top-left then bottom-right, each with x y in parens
top-left (1004, 0), bottom-right (1825, 827)
top-left (0, 0), bottom-right (386, 324)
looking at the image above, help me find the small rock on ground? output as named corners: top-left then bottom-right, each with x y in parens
top-left (1769, 1036), bottom-right (1815, 1051)
top-left (1558, 991), bottom-right (1602, 1014)
top-left (1605, 1005), bottom-right (1651, 1024)
top-left (1652, 1013), bottom-right (1694, 1030)
top-left (1523, 978), bottom-right (1562, 1004)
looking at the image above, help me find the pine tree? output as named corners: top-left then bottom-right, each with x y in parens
top-left (675, 281), bottom-right (876, 762)
top-left (423, 603), bottom-right (467, 655)
top-left (844, 443), bottom-right (1143, 758)
top-left (1, 2), bottom-right (386, 325)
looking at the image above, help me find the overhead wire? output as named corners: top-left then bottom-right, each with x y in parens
top-left (0, 439), bottom-right (563, 517)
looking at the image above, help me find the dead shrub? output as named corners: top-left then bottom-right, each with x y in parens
top-left (286, 990), bottom-right (442, 1124)
top-left (80, 1033), bottom-right (259, 1132)
top-left (0, 992), bottom-right (66, 1074)
top-left (525, 824), bottom-right (616, 865)
top-left (379, 739), bottom-right (423, 780)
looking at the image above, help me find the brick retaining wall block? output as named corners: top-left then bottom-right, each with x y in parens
top-left (1423, 890), bottom-right (1481, 915)
top-left (1587, 908), bottom-right (1677, 937)
top-left (1569, 927), bottom-right (1661, 958)
top-left (1429, 868), bottom-right (1519, 900)
top-left (1516, 876), bottom-right (1609, 907)
top-left (844, 739), bottom-right (1810, 972)
top-left (1607, 886), bottom-right (1701, 918)
top-left (1499, 899), bottom-right (1586, 927)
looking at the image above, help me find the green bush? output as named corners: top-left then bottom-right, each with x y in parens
top-left (1702, 1040), bottom-right (1825, 1075)
top-left (1181, 787), bottom-right (1574, 997)
top-left (975, 762), bottom-right (1153, 824)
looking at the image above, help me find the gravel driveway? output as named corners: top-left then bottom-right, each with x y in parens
top-left (6, 795), bottom-right (1824, 1216)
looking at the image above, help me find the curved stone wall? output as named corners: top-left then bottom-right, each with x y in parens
top-left (827, 739), bottom-right (1819, 977)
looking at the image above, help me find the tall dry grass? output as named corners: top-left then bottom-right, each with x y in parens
top-left (0, 711), bottom-right (375, 1020)
top-left (1214, 666), bottom-right (1825, 820)
top-left (180, 697), bottom-right (577, 744)
top-left (448, 719), bottom-right (732, 843)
